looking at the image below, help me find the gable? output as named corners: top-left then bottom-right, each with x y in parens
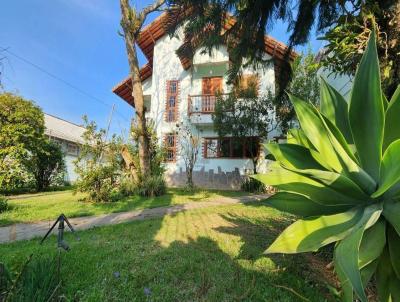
top-left (113, 12), bottom-right (296, 105)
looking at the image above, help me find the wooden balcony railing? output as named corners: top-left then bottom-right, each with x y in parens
top-left (188, 94), bottom-right (229, 115)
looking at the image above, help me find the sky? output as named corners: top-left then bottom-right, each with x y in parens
top-left (1, 0), bottom-right (324, 138)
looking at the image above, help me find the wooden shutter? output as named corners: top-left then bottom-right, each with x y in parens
top-left (165, 80), bottom-right (179, 122)
top-left (202, 77), bottom-right (223, 95)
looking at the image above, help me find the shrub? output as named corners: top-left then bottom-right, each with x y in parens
top-left (254, 31), bottom-right (400, 301)
top-left (74, 117), bottom-right (123, 203)
top-left (240, 177), bottom-right (267, 193)
top-left (0, 196), bottom-right (8, 213)
top-left (136, 175), bottom-right (166, 197)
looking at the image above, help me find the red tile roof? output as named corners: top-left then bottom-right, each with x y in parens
top-left (113, 12), bottom-right (296, 106)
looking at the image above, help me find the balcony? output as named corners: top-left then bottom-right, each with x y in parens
top-left (188, 94), bottom-right (229, 126)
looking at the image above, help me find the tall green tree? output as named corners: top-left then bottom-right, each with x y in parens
top-left (0, 93), bottom-right (44, 189)
top-left (167, 0), bottom-right (399, 95)
top-left (212, 82), bottom-right (275, 173)
top-left (27, 139), bottom-right (65, 191)
top-left (321, 1), bottom-right (400, 96)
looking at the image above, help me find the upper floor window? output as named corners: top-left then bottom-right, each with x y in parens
top-left (235, 74), bottom-right (259, 96)
top-left (166, 80), bottom-right (179, 122)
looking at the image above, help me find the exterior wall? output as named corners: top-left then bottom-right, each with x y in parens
top-left (44, 114), bottom-right (85, 184)
top-left (146, 33), bottom-right (279, 189)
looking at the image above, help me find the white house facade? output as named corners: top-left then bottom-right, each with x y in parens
top-left (44, 113), bottom-right (85, 183)
top-left (113, 13), bottom-right (295, 189)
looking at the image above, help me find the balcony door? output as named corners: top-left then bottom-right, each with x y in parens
top-left (202, 77), bottom-right (223, 112)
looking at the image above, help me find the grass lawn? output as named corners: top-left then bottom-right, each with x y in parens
top-left (0, 189), bottom-right (248, 227)
top-left (0, 202), bottom-right (336, 301)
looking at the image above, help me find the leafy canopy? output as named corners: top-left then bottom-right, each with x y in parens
top-left (254, 30), bottom-right (400, 301)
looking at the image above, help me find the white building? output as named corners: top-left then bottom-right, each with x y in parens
top-left (44, 113), bottom-right (85, 183)
top-left (113, 13), bottom-right (295, 189)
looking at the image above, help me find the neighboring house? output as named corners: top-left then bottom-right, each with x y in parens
top-left (44, 113), bottom-right (85, 183)
top-left (113, 13), bottom-right (295, 189)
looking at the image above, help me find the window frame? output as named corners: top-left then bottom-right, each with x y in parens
top-left (166, 80), bottom-right (179, 122)
top-left (164, 134), bottom-right (177, 162)
top-left (203, 137), bottom-right (260, 159)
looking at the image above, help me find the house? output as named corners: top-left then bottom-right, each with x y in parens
top-left (44, 113), bottom-right (85, 183)
top-left (113, 13), bottom-right (295, 189)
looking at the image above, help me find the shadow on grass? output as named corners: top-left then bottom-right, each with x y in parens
top-left (0, 205), bottom-right (335, 301)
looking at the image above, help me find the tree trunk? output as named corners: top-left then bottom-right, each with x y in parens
top-left (120, 0), bottom-right (151, 178)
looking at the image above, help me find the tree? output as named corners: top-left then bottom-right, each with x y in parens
top-left (74, 116), bottom-right (123, 202)
top-left (167, 0), bottom-right (399, 95)
top-left (176, 120), bottom-right (201, 189)
top-left (320, 1), bottom-right (400, 96)
top-left (0, 93), bottom-right (44, 189)
top-left (212, 82), bottom-right (275, 174)
top-left (27, 139), bottom-right (65, 191)
top-left (273, 49), bottom-right (320, 133)
top-left (119, 0), bottom-right (166, 181)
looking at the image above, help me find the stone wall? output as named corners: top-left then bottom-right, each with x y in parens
top-left (165, 166), bottom-right (246, 190)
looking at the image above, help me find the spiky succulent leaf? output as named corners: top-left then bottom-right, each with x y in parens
top-left (320, 77), bottom-right (352, 143)
top-left (383, 85), bottom-right (400, 150)
top-left (258, 31), bottom-right (400, 300)
top-left (373, 139), bottom-right (400, 198)
top-left (349, 29), bottom-right (384, 181)
top-left (265, 192), bottom-right (350, 217)
top-left (334, 204), bottom-right (382, 302)
top-left (265, 208), bottom-right (365, 254)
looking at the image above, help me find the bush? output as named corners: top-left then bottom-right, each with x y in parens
top-left (240, 177), bottom-right (267, 193)
top-left (136, 175), bottom-right (166, 197)
top-left (0, 196), bottom-right (8, 213)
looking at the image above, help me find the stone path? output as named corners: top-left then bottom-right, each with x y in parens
top-left (0, 194), bottom-right (269, 244)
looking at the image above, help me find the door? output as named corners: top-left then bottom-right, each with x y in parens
top-left (202, 77), bottom-right (223, 112)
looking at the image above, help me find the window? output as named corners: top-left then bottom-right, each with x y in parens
top-left (67, 143), bottom-right (79, 156)
top-left (205, 139), bottom-right (218, 158)
top-left (235, 74), bottom-right (259, 96)
top-left (166, 80), bottom-right (179, 122)
top-left (204, 137), bottom-right (260, 158)
top-left (165, 134), bottom-right (176, 162)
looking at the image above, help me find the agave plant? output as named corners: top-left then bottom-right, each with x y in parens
top-left (253, 30), bottom-right (400, 302)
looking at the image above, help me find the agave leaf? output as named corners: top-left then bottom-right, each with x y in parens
top-left (383, 85), bottom-right (400, 151)
top-left (383, 92), bottom-right (389, 111)
top-left (320, 77), bottom-right (353, 143)
top-left (335, 255), bottom-right (380, 302)
top-left (289, 94), bottom-right (342, 172)
top-left (253, 168), bottom-right (364, 206)
top-left (388, 225), bottom-right (400, 279)
top-left (265, 207), bottom-right (364, 254)
top-left (334, 204), bottom-right (382, 302)
top-left (287, 129), bottom-right (312, 149)
top-left (285, 168), bottom-right (370, 204)
top-left (265, 192), bottom-right (351, 217)
top-left (376, 247), bottom-right (400, 302)
top-left (290, 94), bottom-right (376, 194)
top-left (373, 139), bottom-right (400, 198)
top-left (349, 29), bottom-right (384, 182)
top-left (335, 259), bottom-right (353, 302)
top-left (382, 199), bottom-right (400, 236)
top-left (358, 219), bottom-right (386, 269)
top-left (265, 143), bottom-right (324, 170)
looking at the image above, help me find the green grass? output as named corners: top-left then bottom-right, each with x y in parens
top-left (0, 189), bottom-right (248, 227)
top-left (0, 203), bottom-right (335, 301)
